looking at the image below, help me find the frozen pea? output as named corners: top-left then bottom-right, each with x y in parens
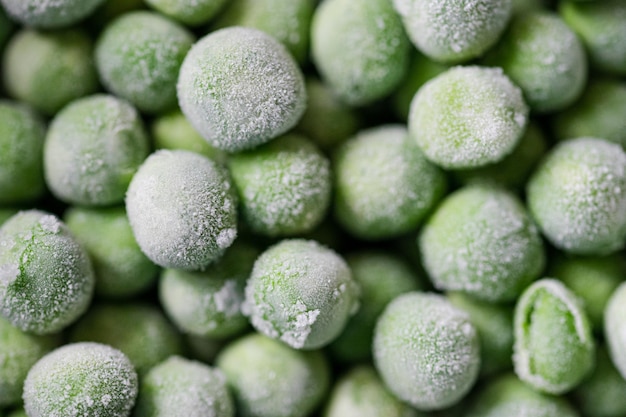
top-left (145, 0), bottom-right (227, 26)
top-left (527, 137), bottom-right (626, 255)
top-left (560, 1), bottom-right (626, 75)
top-left (70, 303), bottom-right (183, 375)
top-left (552, 79), bottom-right (626, 148)
top-left (467, 374), bottom-right (579, 417)
top-left (0, 0), bottom-right (105, 28)
top-left (334, 125), bottom-right (447, 240)
top-left (0, 210), bottom-right (94, 334)
top-left (448, 292), bottom-right (514, 376)
top-left (330, 251), bottom-right (421, 363)
top-left (514, 279), bottom-right (595, 394)
top-left (419, 185), bottom-right (545, 303)
top-left (64, 206), bottom-right (159, 298)
top-left (151, 110), bottom-right (226, 163)
top-left (393, 0), bottom-right (512, 63)
top-left (324, 366), bottom-right (422, 417)
top-left (295, 78), bottom-right (361, 151)
top-left (0, 101), bottom-right (46, 205)
top-left (2, 29), bottom-right (98, 115)
top-left (134, 356), bottom-right (233, 417)
top-left (244, 239), bottom-right (359, 350)
top-left (0, 317), bottom-right (57, 407)
top-left (23, 342), bottom-right (138, 417)
top-left (125, 150), bottom-right (238, 270)
top-left (44, 94), bottom-right (150, 206)
top-left (159, 241), bottom-right (258, 339)
top-left (95, 12), bottom-right (194, 114)
top-left (574, 346), bottom-right (626, 417)
top-left (216, 333), bottom-right (329, 417)
top-left (374, 292), bottom-right (480, 411)
top-left (605, 282), bottom-right (626, 380)
top-left (453, 121), bottom-right (547, 189)
top-left (409, 66), bottom-right (528, 169)
top-left (550, 254), bottom-right (625, 330)
top-left (229, 134), bottom-right (331, 237)
top-left (213, 0), bottom-right (314, 64)
top-left (311, 0), bottom-right (410, 106)
top-left (177, 27), bottom-right (306, 152)
top-left (484, 12), bottom-right (587, 113)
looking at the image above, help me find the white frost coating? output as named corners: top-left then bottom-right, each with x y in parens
top-left (393, 0), bottom-right (512, 63)
top-left (144, 0), bottom-right (228, 26)
top-left (605, 282), bottom-right (626, 380)
top-left (0, 0), bottom-right (105, 28)
top-left (177, 27), bottom-right (306, 152)
top-left (23, 342), bottom-right (138, 417)
top-left (527, 137), bottom-right (626, 255)
top-left (125, 150), bottom-right (238, 270)
top-left (409, 66), bottom-right (528, 169)
top-left (244, 239), bottom-right (359, 350)
top-left (373, 292), bottom-right (480, 411)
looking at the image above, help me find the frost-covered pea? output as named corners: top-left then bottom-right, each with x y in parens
top-left (467, 374), bottom-right (579, 417)
top-left (95, 12), bottom-right (194, 114)
top-left (134, 356), bottom-right (233, 417)
top-left (70, 303), bottom-right (183, 375)
top-left (574, 345), bottom-right (626, 417)
top-left (311, 0), bottom-right (410, 106)
top-left (552, 79), bottom-right (626, 148)
top-left (409, 66), bottom-right (528, 169)
top-left (145, 0), bottom-right (227, 26)
top-left (330, 251), bottom-right (420, 363)
top-left (214, 0), bottom-right (314, 64)
top-left (159, 241), bottom-right (258, 339)
top-left (334, 125), bottom-right (447, 240)
top-left (373, 292), bottom-right (481, 411)
top-left (229, 134), bottom-right (331, 237)
top-left (2, 29), bottom-right (98, 115)
top-left (0, 317), bottom-right (57, 407)
top-left (448, 292), bottom-right (514, 376)
top-left (325, 366), bottom-right (423, 417)
top-left (125, 150), bottom-right (238, 270)
top-left (550, 254), bottom-right (625, 330)
top-left (0, 101), bottom-right (46, 205)
top-left (514, 279), bottom-right (595, 394)
top-left (0, 210), bottom-right (95, 334)
top-left (527, 137), bottom-right (626, 255)
top-left (393, 0), bottom-right (512, 63)
top-left (605, 282), bottom-right (626, 380)
top-left (0, 0), bottom-right (105, 28)
top-left (244, 239), bottom-right (359, 350)
top-left (484, 12), bottom-right (587, 113)
top-left (216, 333), bottom-right (329, 417)
top-left (419, 185), bottom-right (545, 303)
top-left (64, 206), bottom-right (158, 298)
top-left (177, 27), bottom-right (306, 152)
top-left (44, 94), bottom-right (150, 206)
top-left (560, 1), bottom-right (626, 76)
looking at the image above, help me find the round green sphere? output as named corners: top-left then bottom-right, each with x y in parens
top-left (177, 27), bottom-right (306, 152)
top-left (0, 0), bottom-right (105, 28)
top-left (0, 100), bottom-right (46, 205)
top-left (145, 0), bottom-right (227, 26)
top-left (0, 210), bottom-right (95, 334)
top-left (44, 94), bottom-right (150, 206)
top-left (409, 66), bottom-right (528, 169)
top-left (95, 11), bottom-right (194, 114)
top-left (527, 137), bottom-right (626, 255)
top-left (23, 342), bottom-right (138, 417)
top-left (2, 29), bottom-right (98, 115)
top-left (373, 292), bottom-right (481, 411)
top-left (125, 149), bottom-right (238, 270)
top-left (419, 185), bottom-right (545, 303)
top-left (605, 282), bottom-right (626, 380)
top-left (334, 125), bottom-right (447, 240)
top-left (229, 134), bottom-right (331, 237)
top-left (244, 239), bottom-right (359, 350)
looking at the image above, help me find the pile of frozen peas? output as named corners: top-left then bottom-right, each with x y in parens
top-left (1, 0), bottom-right (626, 416)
